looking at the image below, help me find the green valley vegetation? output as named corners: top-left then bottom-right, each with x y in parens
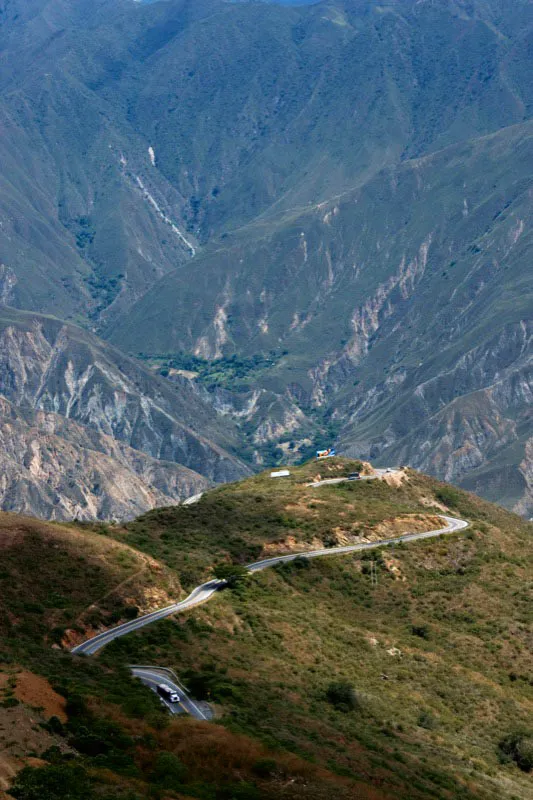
top-left (139, 351), bottom-right (287, 392)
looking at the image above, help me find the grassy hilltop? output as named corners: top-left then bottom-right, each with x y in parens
top-left (108, 458), bottom-right (443, 587)
top-left (0, 461), bottom-right (531, 799)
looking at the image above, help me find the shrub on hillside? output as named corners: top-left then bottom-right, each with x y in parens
top-left (150, 751), bottom-right (187, 789)
top-left (417, 711), bottom-right (438, 730)
top-left (213, 564), bottom-right (249, 587)
top-left (185, 667), bottom-right (241, 702)
top-left (498, 731), bottom-right (533, 772)
top-left (411, 624), bottom-right (430, 639)
top-left (435, 486), bottom-right (462, 508)
top-left (286, 555), bottom-right (311, 571)
top-left (252, 758), bottom-right (278, 778)
top-left (325, 681), bottom-right (360, 712)
top-left (10, 762), bottom-right (92, 800)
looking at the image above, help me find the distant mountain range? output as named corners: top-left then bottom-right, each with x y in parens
top-left (0, 0), bottom-right (532, 517)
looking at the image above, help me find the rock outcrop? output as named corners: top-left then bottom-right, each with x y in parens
top-left (0, 309), bottom-right (250, 519)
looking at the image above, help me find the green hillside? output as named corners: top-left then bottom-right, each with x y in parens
top-left (99, 463), bottom-right (533, 799)
top-left (1, 464), bottom-right (531, 799)
top-left (0, 507), bottom-right (354, 800)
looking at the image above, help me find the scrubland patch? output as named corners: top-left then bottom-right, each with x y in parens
top-left (3, 460), bottom-right (533, 799)
top-left (100, 463), bottom-right (533, 799)
top-left (0, 703), bottom-right (66, 790)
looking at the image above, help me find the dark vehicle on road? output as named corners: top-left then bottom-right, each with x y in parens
top-left (347, 472), bottom-right (360, 481)
top-left (157, 683), bottom-right (180, 703)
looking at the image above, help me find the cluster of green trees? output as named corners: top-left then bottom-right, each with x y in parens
top-left (156, 351), bottom-right (287, 392)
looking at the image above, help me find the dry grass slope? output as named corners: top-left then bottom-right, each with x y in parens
top-left (1, 461), bottom-right (532, 799)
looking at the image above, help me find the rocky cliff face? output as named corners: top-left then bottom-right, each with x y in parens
top-left (0, 397), bottom-right (209, 520)
top-left (340, 324), bottom-right (533, 517)
top-left (112, 118), bottom-right (533, 515)
top-left (0, 309), bottom-right (250, 520)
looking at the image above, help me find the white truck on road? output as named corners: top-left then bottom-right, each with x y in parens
top-left (157, 683), bottom-right (180, 703)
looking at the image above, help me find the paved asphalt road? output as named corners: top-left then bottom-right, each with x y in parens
top-left (130, 666), bottom-right (213, 720)
top-left (72, 514), bottom-right (468, 655)
top-left (71, 578), bottom-right (225, 656)
top-left (247, 515), bottom-right (468, 572)
top-left (72, 471), bottom-right (468, 721)
top-left (182, 492), bottom-right (204, 506)
top-left (306, 468), bottom-right (395, 487)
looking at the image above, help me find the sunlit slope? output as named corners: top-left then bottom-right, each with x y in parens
top-left (110, 459), bottom-right (445, 587)
top-left (103, 461), bottom-right (533, 800)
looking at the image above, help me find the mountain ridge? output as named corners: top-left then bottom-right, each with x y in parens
top-left (0, 307), bottom-right (250, 519)
top-left (0, 0), bottom-right (533, 516)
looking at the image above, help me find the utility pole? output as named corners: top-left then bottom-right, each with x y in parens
top-left (370, 559), bottom-right (378, 587)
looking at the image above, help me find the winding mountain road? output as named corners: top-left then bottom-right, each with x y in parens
top-left (129, 666), bottom-right (213, 720)
top-left (72, 514), bottom-right (468, 657)
top-left (71, 579), bottom-right (224, 657)
top-left (71, 501), bottom-right (468, 720)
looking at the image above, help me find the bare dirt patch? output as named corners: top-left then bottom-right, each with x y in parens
top-left (260, 535), bottom-right (324, 556)
top-left (371, 514), bottom-right (442, 540)
top-left (0, 704), bottom-right (66, 790)
top-left (330, 514), bottom-right (443, 546)
top-left (380, 469), bottom-right (408, 488)
top-left (14, 671), bottom-right (67, 722)
top-left (382, 554), bottom-right (404, 581)
top-left (418, 494), bottom-right (448, 511)
top-left (284, 500), bottom-right (322, 516)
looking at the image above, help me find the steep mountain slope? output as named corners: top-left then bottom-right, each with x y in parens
top-left (2, 463), bottom-right (531, 799)
top-left (1, 0), bottom-right (533, 325)
top-left (111, 117), bottom-right (533, 514)
top-left (0, 396), bottom-right (209, 521)
top-left (0, 0), bottom-right (201, 325)
top-left (0, 308), bottom-right (249, 519)
top-left (119, 0), bottom-right (533, 240)
top-left (1, 0), bottom-right (533, 515)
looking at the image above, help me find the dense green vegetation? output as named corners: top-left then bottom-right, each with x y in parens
top-left (139, 352), bottom-right (287, 392)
